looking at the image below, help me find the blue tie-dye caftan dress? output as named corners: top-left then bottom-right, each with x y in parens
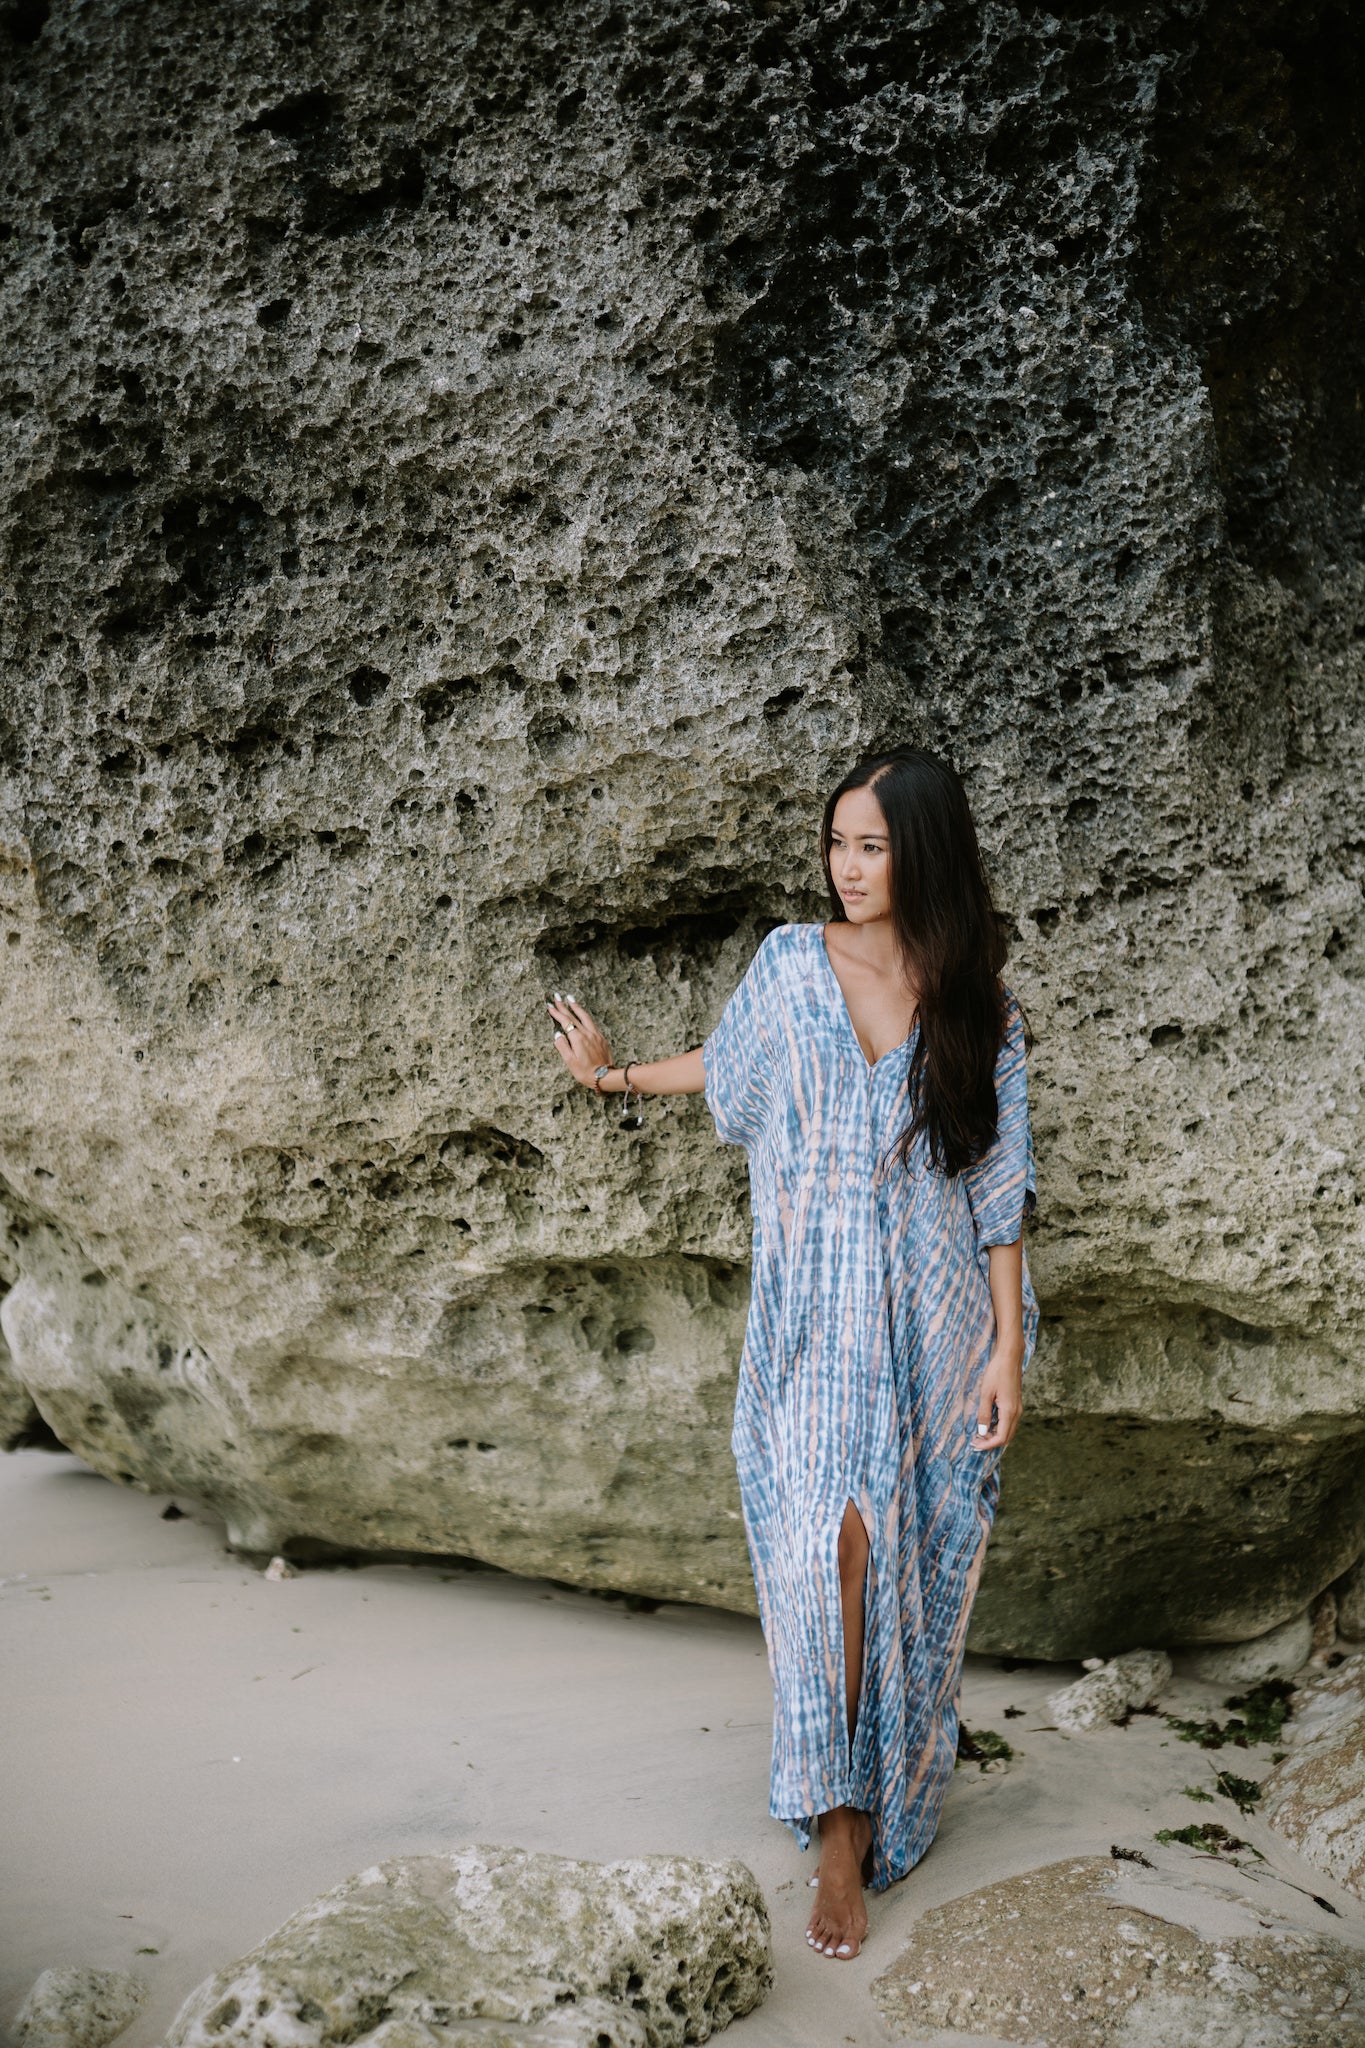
top-left (702, 920), bottom-right (1038, 1891)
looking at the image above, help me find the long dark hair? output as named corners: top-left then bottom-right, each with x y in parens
top-left (820, 747), bottom-right (1008, 1177)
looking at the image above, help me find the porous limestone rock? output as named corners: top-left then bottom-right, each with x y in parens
top-left (1046, 1649), bottom-right (1172, 1732)
top-left (1180, 1610), bottom-right (1314, 1688)
top-left (1, 2), bottom-right (1364, 1652)
top-left (1263, 1652), bottom-right (1365, 1901)
top-left (11, 1967), bottom-right (146, 2048)
top-left (162, 1845), bottom-right (770, 2048)
top-left (870, 1855), bottom-right (1365, 2046)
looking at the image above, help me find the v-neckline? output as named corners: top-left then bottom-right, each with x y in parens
top-left (816, 923), bottom-right (915, 1072)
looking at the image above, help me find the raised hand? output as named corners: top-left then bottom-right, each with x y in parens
top-left (546, 991), bottom-right (613, 1087)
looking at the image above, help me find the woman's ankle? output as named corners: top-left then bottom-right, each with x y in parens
top-left (819, 1802), bottom-right (868, 1845)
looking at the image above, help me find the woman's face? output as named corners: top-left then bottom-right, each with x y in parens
top-left (828, 786), bottom-right (892, 923)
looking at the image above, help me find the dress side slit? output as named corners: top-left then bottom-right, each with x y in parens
top-left (837, 1497), bottom-right (873, 1755)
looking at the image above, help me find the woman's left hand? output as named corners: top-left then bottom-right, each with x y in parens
top-left (546, 992), bottom-right (613, 1087)
top-left (970, 1348), bottom-right (1024, 1451)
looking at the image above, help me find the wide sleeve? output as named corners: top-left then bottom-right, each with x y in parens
top-left (963, 990), bottom-right (1037, 1246)
top-left (701, 929), bottom-right (781, 1150)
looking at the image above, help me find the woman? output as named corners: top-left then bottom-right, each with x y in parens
top-left (546, 746), bottom-right (1038, 1963)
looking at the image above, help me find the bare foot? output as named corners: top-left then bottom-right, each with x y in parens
top-left (805, 1807), bottom-right (873, 1959)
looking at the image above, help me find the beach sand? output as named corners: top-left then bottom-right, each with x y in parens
top-left (4, 1448), bottom-right (1361, 2048)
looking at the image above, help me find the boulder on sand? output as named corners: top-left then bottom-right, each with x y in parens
top-left (163, 1845), bottom-right (770, 2048)
top-left (871, 1854), bottom-right (1365, 2046)
top-left (11, 1968), bottom-right (145, 2048)
top-left (1262, 1652), bottom-right (1365, 1903)
top-left (4, 1), bottom-right (1365, 1655)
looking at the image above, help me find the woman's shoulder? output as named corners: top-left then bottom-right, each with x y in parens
top-left (751, 921), bottom-right (820, 972)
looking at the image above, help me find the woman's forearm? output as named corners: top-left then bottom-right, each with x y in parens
top-left (598, 1048), bottom-right (707, 1095)
top-left (975, 1237), bottom-right (1027, 1451)
top-left (544, 992), bottom-right (707, 1096)
top-left (986, 1238), bottom-right (1025, 1363)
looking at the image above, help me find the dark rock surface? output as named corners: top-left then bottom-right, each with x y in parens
top-left (1, 0), bottom-right (1362, 1651)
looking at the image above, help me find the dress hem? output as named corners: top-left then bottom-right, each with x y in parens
top-left (778, 1813), bottom-right (929, 1897)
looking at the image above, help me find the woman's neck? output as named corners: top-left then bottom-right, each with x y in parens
top-left (826, 914), bottom-right (917, 1000)
top-left (828, 910), bottom-right (896, 966)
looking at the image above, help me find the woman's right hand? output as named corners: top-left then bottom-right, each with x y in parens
top-left (546, 992), bottom-right (614, 1088)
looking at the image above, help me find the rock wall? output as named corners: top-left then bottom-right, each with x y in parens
top-left (1, 0), bottom-right (1362, 1655)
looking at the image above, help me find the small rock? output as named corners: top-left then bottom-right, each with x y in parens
top-left (263, 1555), bottom-right (296, 1581)
top-left (1263, 1652), bottom-right (1365, 1901)
top-left (1182, 1609), bottom-right (1314, 1687)
top-left (1049, 1665), bottom-right (1132, 1730)
top-left (1046, 1648), bottom-right (1172, 1731)
top-left (164, 1844), bottom-right (770, 2048)
top-left (12, 1968), bottom-right (146, 2048)
top-left (1111, 1648), bottom-right (1171, 1707)
top-left (1334, 1556), bottom-right (1365, 1642)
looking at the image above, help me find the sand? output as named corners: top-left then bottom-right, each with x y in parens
top-left (4, 1448), bottom-right (1362, 2048)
